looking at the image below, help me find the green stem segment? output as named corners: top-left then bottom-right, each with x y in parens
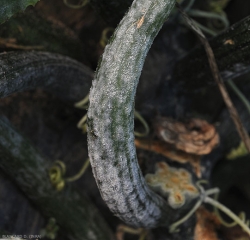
top-left (0, 51), bottom-right (93, 101)
top-left (0, 117), bottom-right (114, 240)
top-left (87, 0), bottom-right (192, 228)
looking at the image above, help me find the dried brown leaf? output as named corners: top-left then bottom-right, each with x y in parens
top-left (116, 224), bottom-right (145, 240)
top-left (195, 207), bottom-right (221, 240)
top-left (154, 117), bottom-right (219, 155)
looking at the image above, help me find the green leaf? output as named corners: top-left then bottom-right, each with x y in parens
top-left (0, 0), bottom-right (39, 24)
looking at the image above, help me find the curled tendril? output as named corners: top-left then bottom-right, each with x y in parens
top-left (49, 159), bottom-right (90, 191)
top-left (204, 197), bottom-right (250, 235)
top-left (169, 183), bottom-right (219, 233)
top-left (63, 0), bottom-right (89, 9)
top-left (100, 28), bottom-right (114, 48)
top-left (169, 181), bottom-right (250, 235)
top-left (49, 160), bottom-right (66, 191)
top-left (134, 110), bottom-right (149, 137)
top-left (75, 94), bottom-right (89, 133)
top-left (213, 192), bottom-right (250, 228)
top-left (183, 0), bottom-right (195, 12)
top-left (228, 79), bottom-right (250, 116)
top-left (189, 19), bottom-right (217, 36)
top-left (180, 0), bottom-right (230, 36)
top-left (77, 113), bottom-right (88, 133)
top-left (76, 94), bottom-right (150, 137)
top-left (188, 9), bottom-right (229, 31)
top-left (66, 159), bottom-right (90, 182)
top-left (176, 0), bottom-right (195, 12)
top-left (75, 94), bottom-right (89, 109)
top-left (116, 225), bottom-right (147, 240)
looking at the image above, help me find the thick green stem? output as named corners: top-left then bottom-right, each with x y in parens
top-left (0, 117), bottom-right (114, 240)
top-left (0, 51), bottom-right (93, 102)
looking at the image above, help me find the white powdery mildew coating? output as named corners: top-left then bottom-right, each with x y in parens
top-left (88, 0), bottom-right (176, 228)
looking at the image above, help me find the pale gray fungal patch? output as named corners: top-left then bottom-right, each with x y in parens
top-left (88, 0), bottom-right (177, 228)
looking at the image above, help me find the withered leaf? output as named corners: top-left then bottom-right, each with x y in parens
top-left (154, 117), bottom-right (219, 155)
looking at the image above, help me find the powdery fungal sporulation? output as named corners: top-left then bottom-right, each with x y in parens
top-left (87, 0), bottom-right (178, 228)
top-left (145, 162), bottom-right (199, 209)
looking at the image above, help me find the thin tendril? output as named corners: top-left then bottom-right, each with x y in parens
top-left (66, 158), bottom-right (90, 182)
top-left (75, 94), bottom-right (89, 109)
top-left (134, 110), bottom-right (150, 137)
top-left (49, 159), bottom-right (90, 191)
top-left (188, 9), bottom-right (229, 29)
top-left (213, 192), bottom-right (236, 227)
top-left (100, 28), bottom-right (114, 48)
top-left (176, 0), bottom-right (196, 12)
top-left (228, 79), bottom-right (250, 115)
top-left (169, 186), bottom-right (219, 233)
top-left (77, 113), bottom-right (87, 132)
top-left (213, 192), bottom-right (249, 227)
top-left (190, 19), bottom-right (217, 36)
top-left (183, 0), bottom-right (195, 12)
top-left (49, 161), bottom-right (66, 191)
top-left (150, 171), bottom-right (219, 232)
top-left (204, 196), bottom-right (250, 235)
top-left (205, 188), bottom-right (220, 196)
top-left (75, 95), bottom-right (89, 133)
top-left (196, 179), bottom-right (209, 189)
top-left (169, 198), bottom-right (203, 233)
